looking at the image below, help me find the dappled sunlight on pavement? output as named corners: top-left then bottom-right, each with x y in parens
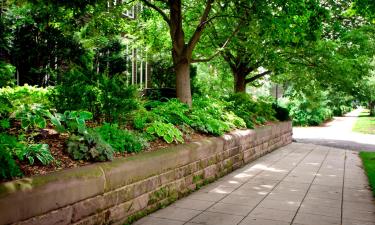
top-left (134, 143), bottom-right (375, 225)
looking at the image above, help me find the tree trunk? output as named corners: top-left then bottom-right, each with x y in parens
top-left (369, 101), bottom-right (375, 116)
top-left (234, 72), bottom-right (246, 93)
top-left (175, 61), bottom-right (192, 106)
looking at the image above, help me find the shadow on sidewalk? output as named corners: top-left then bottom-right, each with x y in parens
top-left (294, 138), bottom-right (375, 152)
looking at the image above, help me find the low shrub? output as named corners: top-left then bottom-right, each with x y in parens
top-left (0, 85), bottom-right (52, 109)
top-left (94, 123), bottom-right (147, 153)
top-left (190, 97), bottom-right (239, 136)
top-left (14, 104), bottom-right (51, 130)
top-left (146, 121), bottom-right (184, 144)
top-left (0, 133), bottom-right (23, 179)
top-left (149, 99), bottom-right (191, 125)
top-left (17, 144), bottom-right (54, 165)
top-left (66, 129), bottom-right (114, 161)
top-left (226, 93), bottom-right (276, 128)
top-left (52, 69), bottom-right (139, 123)
top-left (287, 98), bottom-right (333, 126)
top-left (50, 110), bottom-right (93, 134)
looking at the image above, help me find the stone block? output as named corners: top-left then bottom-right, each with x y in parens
top-left (204, 165), bottom-right (218, 179)
top-left (72, 190), bottom-right (118, 222)
top-left (0, 165), bottom-right (105, 225)
top-left (159, 170), bottom-right (176, 185)
top-left (16, 206), bottom-right (72, 225)
top-left (72, 211), bottom-right (108, 225)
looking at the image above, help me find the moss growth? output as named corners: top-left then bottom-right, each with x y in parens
top-left (148, 187), bottom-right (168, 205)
top-left (192, 174), bottom-right (204, 184)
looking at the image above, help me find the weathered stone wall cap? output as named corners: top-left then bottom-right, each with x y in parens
top-left (0, 165), bottom-right (106, 225)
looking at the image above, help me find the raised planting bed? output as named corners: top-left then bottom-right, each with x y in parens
top-left (0, 121), bottom-right (292, 225)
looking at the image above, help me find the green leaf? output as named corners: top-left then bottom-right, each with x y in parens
top-left (21, 119), bottom-right (31, 129)
top-left (164, 134), bottom-right (173, 143)
top-left (79, 111), bottom-right (93, 120)
top-left (50, 115), bottom-right (65, 132)
top-left (34, 116), bottom-right (47, 129)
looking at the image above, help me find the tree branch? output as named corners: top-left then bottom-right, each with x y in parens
top-left (191, 21), bottom-right (241, 63)
top-left (186, 0), bottom-right (214, 55)
top-left (140, 0), bottom-right (170, 25)
top-left (245, 70), bottom-right (272, 84)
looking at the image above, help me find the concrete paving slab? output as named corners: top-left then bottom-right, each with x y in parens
top-left (131, 143), bottom-right (375, 225)
top-left (207, 202), bottom-right (255, 216)
top-left (239, 217), bottom-right (290, 225)
top-left (187, 211), bottom-right (244, 225)
top-left (149, 207), bottom-right (201, 221)
top-left (171, 198), bottom-right (215, 211)
top-left (292, 213), bottom-right (341, 225)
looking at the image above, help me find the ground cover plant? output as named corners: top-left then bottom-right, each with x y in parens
top-left (0, 84), bottom-right (282, 181)
top-left (353, 110), bottom-right (375, 135)
top-left (360, 152), bottom-right (375, 196)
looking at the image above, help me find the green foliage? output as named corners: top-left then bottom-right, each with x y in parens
top-left (359, 152), bottom-right (375, 196)
top-left (0, 133), bottom-right (23, 179)
top-left (0, 119), bottom-right (11, 130)
top-left (0, 62), bottom-right (16, 87)
top-left (99, 76), bottom-right (139, 123)
top-left (50, 111), bottom-right (93, 134)
top-left (94, 123), bottom-right (147, 153)
top-left (226, 93), bottom-right (276, 128)
top-left (353, 110), bottom-right (375, 134)
top-left (0, 85), bottom-right (52, 109)
top-left (287, 96), bottom-right (333, 126)
top-left (66, 129), bottom-right (114, 162)
top-left (15, 104), bottom-right (51, 130)
top-left (131, 108), bottom-right (155, 131)
top-left (17, 144), bottom-right (54, 165)
top-left (146, 121), bottom-right (184, 144)
top-left (149, 99), bottom-right (191, 125)
top-left (189, 97), bottom-right (244, 136)
top-left (52, 71), bottom-right (139, 123)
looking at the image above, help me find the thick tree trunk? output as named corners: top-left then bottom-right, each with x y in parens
top-left (175, 61), bottom-right (192, 106)
top-left (234, 73), bottom-right (246, 93)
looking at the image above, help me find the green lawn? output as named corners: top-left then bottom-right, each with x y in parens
top-left (352, 109), bottom-right (375, 134)
top-left (360, 152), bottom-right (375, 196)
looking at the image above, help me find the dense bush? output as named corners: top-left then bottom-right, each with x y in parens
top-left (94, 123), bottom-right (147, 153)
top-left (287, 97), bottom-right (333, 126)
top-left (0, 133), bottom-right (23, 179)
top-left (0, 85), bottom-right (52, 109)
top-left (148, 99), bottom-right (191, 125)
top-left (190, 97), bottom-right (242, 136)
top-left (226, 93), bottom-right (276, 128)
top-left (52, 71), bottom-right (139, 123)
top-left (0, 62), bottom-right (16, 88)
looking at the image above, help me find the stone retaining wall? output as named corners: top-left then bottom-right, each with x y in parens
top-left (0, 121), bottom-right (292, 225)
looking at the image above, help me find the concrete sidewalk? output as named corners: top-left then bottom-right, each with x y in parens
top-left (134, 143), bottom-right (375, 225)
top-left (293, 109), bottom-right (375, 151)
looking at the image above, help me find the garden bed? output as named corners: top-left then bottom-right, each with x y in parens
top-left (5, 128), bottom-right (209, 181)
top-left (0, 121), bottom-right (292, 225)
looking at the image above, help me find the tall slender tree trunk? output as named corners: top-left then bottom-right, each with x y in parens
top-left (234, 73), bottom-right (246, 93)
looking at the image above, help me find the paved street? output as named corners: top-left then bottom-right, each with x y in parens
top-left (293, 109), bottom-right (375, 151)
top-left (134, 143), bottom-right (375, 225)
